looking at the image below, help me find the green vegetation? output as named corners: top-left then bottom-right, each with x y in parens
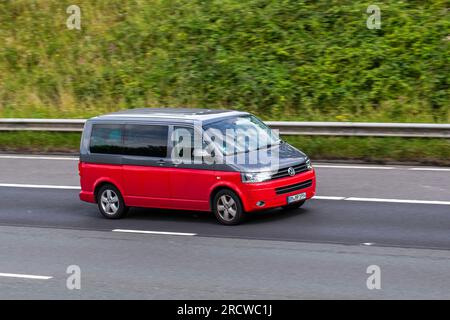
top-left (0, 1), bottom-right (448, 162)
top-left (0, 0), bottom-right (448, 121)
top-left (1, 132), bottom-right (449, 165)
top-left (284, 136), bottom-right (450, 165)
top-left (0, 132), bottom-right (80, 153)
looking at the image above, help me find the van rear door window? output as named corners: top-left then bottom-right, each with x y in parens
top-left (124, 125), bottom-right (168, 157)
top-left (90, 124), bottom-right (124, 154)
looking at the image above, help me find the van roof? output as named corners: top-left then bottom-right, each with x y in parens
top-left (91, 108), bottom-right (249, 123)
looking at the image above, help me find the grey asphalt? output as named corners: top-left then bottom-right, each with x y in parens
top-left (0, 155), bottom-right (449, 299)
top-left (1, 187), bottom-right (449, 249)
top-left (0, 226), bottom-right (449, 300)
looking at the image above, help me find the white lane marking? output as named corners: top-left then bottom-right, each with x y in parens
top-left (314, 196), bottom-right (450, 206)
top-left (313, 196), bottom-right (346, 200)
top-left (0, 183), bottom-right (80, 190)
top-left (112, 229), bottom-right (197, 236)
top-left (0, 272), bottom-right (53, 280)
top-left (409, 168), bottom-right (450, 172)
top-left (0, 184), bottom-right (449, 206)
top-left (315, 164), bottom-right (450, 171)
top-left (0, 155), bottom-right (78, 161)
top-left (344, 197), bottom-right (450, 206)
top-left (314, 165), bottom-right (394, 170)
top-left (1, 155), bottom-right (449, 172)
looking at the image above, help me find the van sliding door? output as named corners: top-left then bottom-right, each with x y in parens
top-left (122, 124), bottom-right (171, 207)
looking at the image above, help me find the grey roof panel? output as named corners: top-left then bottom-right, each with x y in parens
top-left (90, 108), bottom-right (249, 123)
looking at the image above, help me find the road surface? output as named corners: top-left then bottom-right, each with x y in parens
top-left (0, 155), bottom-right (449, 299)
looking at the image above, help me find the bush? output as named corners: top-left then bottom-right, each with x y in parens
top-left (0, 0), bottom-right (448, 121)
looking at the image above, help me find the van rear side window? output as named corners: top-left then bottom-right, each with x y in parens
top-left (90, 124), bottom-right (124, 154)
top-left (124, 125), bottom-right (168, 158)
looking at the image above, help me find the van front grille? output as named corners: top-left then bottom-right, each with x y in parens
top-left (275, 179), bottom-right (313, 195)
top-left (271, 163), bottom-right (308, 180)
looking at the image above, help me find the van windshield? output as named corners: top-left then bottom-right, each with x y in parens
top-left (202, 115), bottom-right (281, 156)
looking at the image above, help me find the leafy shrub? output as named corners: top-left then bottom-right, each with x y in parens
top-left (0, 0), bottom-right (448, 121)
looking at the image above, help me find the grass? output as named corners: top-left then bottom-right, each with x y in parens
top-left (284, 136), bottom-right (450, 165)
top-left (0, 132), bottom-right (81, 153)
top-left (1, 132), bottom-right (449, 165)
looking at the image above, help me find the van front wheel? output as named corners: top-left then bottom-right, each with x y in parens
top-left (97, 184), bottom-right (128, 219)
top-left (213, 190), bottom-right (244, 225)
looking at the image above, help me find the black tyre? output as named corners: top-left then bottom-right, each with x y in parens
top-left (212, 189), bottom-right (244, 225)
top-left (281, 199), bottom-right (306, 211)
top-left (97, 184), bottom-right (128, 219)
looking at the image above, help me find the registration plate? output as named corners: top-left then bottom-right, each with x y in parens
top-left (287, 192), bottom-right (306, 204)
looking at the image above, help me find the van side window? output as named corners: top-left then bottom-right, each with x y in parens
top-left (90, 124), bottom-right (124, 154)
top-left (124, 125), bottom-right (168, 158)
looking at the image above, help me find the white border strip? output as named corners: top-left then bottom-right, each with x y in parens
top-left (0, 272), bottom-right (53, 280)
top-left (112, 229), bottom-right (197, 236)
top-left (0, 183), bottom-right (80, 190)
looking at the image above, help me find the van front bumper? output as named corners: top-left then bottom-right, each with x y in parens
top-left (239, 170), bottom-right (316, 212)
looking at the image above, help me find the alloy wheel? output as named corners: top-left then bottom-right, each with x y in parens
top-left (217, 195), bottom-right (237, 222)
top-left (100, 189), bottom-right (120, 215)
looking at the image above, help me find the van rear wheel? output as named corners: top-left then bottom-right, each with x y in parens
top-left (213, 190), bottom-right (244, 225)
top-left (97, 184), bottom-right (128, 219)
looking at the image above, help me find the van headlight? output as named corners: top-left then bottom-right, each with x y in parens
top-left (306, 158), bottom-right (313, 170)
top-left (241, 172), bottom-right (272, 183)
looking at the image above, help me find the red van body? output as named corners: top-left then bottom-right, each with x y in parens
top-left (79, 163), bottom-right (316, 212)
top-left (79, 108), bottom-right (316, 224)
